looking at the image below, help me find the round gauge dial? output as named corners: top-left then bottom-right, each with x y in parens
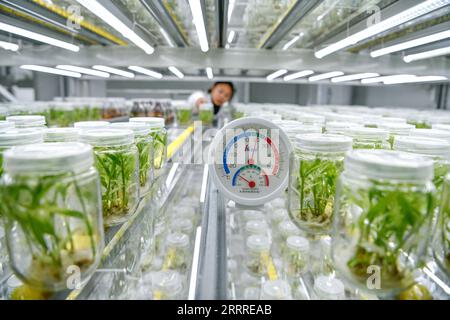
top-left (209, 117), bottom-right (292, 206)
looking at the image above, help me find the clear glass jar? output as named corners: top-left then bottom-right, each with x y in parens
top-left (268, 208), bottom-right (289, 228)
top-left (378, 122), bottom-right (415, 149)
top-left (288, 133), bottom-right (352, 235)
top-left (6, 115), bottom-right (46, 129)
top-left (283, 236), bottom-right (310, 277)
top-left (170, 218), bottom-right (194, 235)
top-left (199, 103), bottom-right (214, 125)
top-left (111, 122), bottom-right (154, 195)
top-left (260, 280), bottom-right (292, 300)
top-left (434, 175), bottom-right (450, 277)
top-left (312, 275), bottom-right (345, 300)
top-left (173, 101), bottom-right (192, 126)
top-left (129, 117), bottom-right (167, 174)
top-left (0, 129), bottom-right (44, 177)
top-left (343, 127), bottom-right (389, 150)
top-left (80, 129), bottom-right (139, 226)
top-left (0, 143), bottom-right (104, 291)
top-left (43, 127), bottom-right (79, 142)
top-left (245, 235), bottom-right (271, 276)
top-left (163, 232), bottom-right (190, 272)
top-left (245, 220), bottom-right (269, 237)
top-left (0, 121), bottom-right (14, 133)
top-left (74, 121), bottom-right (110, 131)
top-left (332, 150), bottom-right (436, 295)
top-left (151, 270), bottom-right (184, 300)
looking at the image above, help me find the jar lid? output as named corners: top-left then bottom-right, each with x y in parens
top-left (284, 125), bottom-right (322, 137)
top-left (245, 220), bottom-right (268, 234)
top-left (167, 232), bottom-right (189, 248)
top-left (378, 122), bottom-right (415, 135)
top-left (279, 220), bottom-right (300, 236)
top-left (344, 127), bottom-right (388, 140)
top-left (427, 115), bottom-right (450, 125)
top-left (323, 112), bottom-right (362, 123)
top-left (200, 103), bottom-right (214, 111)
top-left (177, 206), bottom-right (196, 218)
top-left (151, 270), bottom-right (183, 294)
top-left (272, 120), bottom-right (300, 127)
top-left (171, 218), bottom-right (193, 233)
top-left (241, 210), bottom-right (265, 221)
top-left (110, 122), bottom-right (151, 137)
top-left (326, 121), bottom-right (360, 131)
top-left (269, 197), bottom-right (285, 209)
top-left (0, 128), bottom-right (43, 147)
top-left (130, 117), bottom-right (165, 128)
top-left (292, 112), bottom-right (325, 124)
top-left (6, 115), bottom-right (46, 127)
top-left (270, 208), bottom-right (288, 223)
top-left (410, 129), bottom-right (450, 141)
top-left (286, 236), bottom-right (310, 251)
top-left (74, 121), bottom-right (110, 130)
top-left (44, 128), bottom-right (79, 142)
top-left (314, 275), bottom-right (345, 299)
top-left (79, 129), bottom-right (134, 147)
top-left (4, 142), bottom-right (94, 174)
top-left (433, 124), bottom-right (450, 131)
top-left (0, 121), bottom-right (14, 132)
top-left (246, 234), bottom-right (271, 251)
top-left (379, 117), bottom-right (406, 124)
top-left (261, 280), bottom-right (291, 300)
top-left (295, 133), bottom-right (353, 153)
top-left (394, 136), bottom-right (450, 158)
top-left (344, 149), bottom-right (434, 181)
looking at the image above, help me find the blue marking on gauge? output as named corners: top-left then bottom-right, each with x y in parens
top-left (223, 131), bottom-right (259, 174)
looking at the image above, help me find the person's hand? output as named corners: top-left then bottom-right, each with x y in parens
top-left (196, 97), bottom-right (207, 108)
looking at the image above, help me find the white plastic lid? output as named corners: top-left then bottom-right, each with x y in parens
top-left (151, 270), bottom-right (182, 294)
top-left (378, 122), bottom-right (415, 135)
top-left (410, 129), bottom-right (450, 141)
top-left (44, 127), bottom-right (79, 142)
top-left (79, 129), bottom-right (134, 147)
top-left (167, 232), bottom-right (189, 248)
top-left (323, 112), bottom-right (362, 123)
top-left (4, 142), bottom-right (93, 174)
top-left (433, 124), bottom-right (450, 131)
top-left (270, 208), bottom-right (288, 223)
top-left (379, 117), bottom-right (406, 124)
top-left (326, 121), bottom-right (360, 132)
top-left (394, 136), bottom-right (450, 158)
top-left (241, 210), bottom-right (265, 222)
top-left (110, 122), bottom-right (151, 137)
top-left (245, 220), bottom-right (268, 235)
top-left (295, 133), bottom-right (353, 153)
top-left (0, 121), bottom-right (14, 132)
top-left (0, 128), bottom-right (43, 147)
top-left (314, 275), bottom-right (345, 299)
top-left (74, 121), bottom-right (110, 130)
top-left (286, 236), bottom-right (310, 252)
top-left (269, 198), bottom-right (286, 209)
top-left (279, 220), bottom-right (300, 237)
top-left (6, 115), bottom-right (46, 127)
top-left (171, 218), bottom-right (193, 233)
top-left (292, 112), bottom-right (325, 124)
top-left (344, 149), bottom-right (434, 181)
top-left (284, 125), bottom-right (322, 137)
top-left (200, 103), bottom-right (214, 111)
top-left (246, 234), bottom-right (271, 251)
top-left (130, 117), bottom-right (165, 129)
top-left (344, 127), bottom-right (388, 140)
top-left (261, 280), bottom-right (292, 300)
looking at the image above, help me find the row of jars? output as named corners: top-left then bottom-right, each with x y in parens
top-left (129, 99), bottom-right (175, 126)
top-left (0, 116), bottom-right (168, 293)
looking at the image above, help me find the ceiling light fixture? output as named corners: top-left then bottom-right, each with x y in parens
top-left (404, 45), bottom-right (450, 63)
top-left (331, 73), bottom-right (380, 83)
top-left (283, 70), bottom-right (314, 81)
top-left (93, 66), bottom-right (135, 78)
top-left (20, 65), bottom-right (82, 78)
top-left (188, 0), bottom-right (209, 52)
top-left (309, 71), bottom-right (344, 82)
top-left (267, 69), bottom-right (288, 81)
top-left (56, 65), bottom-right (110, 78)
top-left (168, 66), bottom-right (184, 79)
top-left (128, 66), bottom-right (162, 79)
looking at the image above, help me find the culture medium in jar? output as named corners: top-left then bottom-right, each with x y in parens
top-left (199, 103), bottom-right (214, 125)
top-left (0, 143), bottom-right (104, 291)
top-left (288, 133), bottom-right (352, 235)
top-left (313, 275), bottom-right (345, 300)
top-left (332, 150), bottom-right (435, 295)
top-left (283, 236), bottom-right (310, 277)
top-left (260, 280), bottom-right (292, 300)
top-left (43, 127), bottom-right (79, 142)
top-left (173, 101), bottom-right (192, 126)
top-left (151, 270), bottom-right (184, 300)
top-left (245, 235), bottom-right (271, 277)
top-left (130, 117), bottom-right (167, 174)
top-left (0, 129), bottom-right (43, 177)
top-left (6, 115), bottom-right (47, 129)
top-left (343, 127), bottom-right (389, 150)
top-left (434, 175), bottom-right (450, 277)
top-left (79, 129), bottom-right (139, 226)
top-left (163, 232), bottom-right (190, 272)
top-left (111, 122), bottom-right (154, 195)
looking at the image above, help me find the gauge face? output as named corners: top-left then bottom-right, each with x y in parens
top-left (209, 117), bottom-right (292, 206)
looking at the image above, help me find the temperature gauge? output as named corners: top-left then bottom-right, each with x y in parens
top-left (209, 117), bottom-right (292, 206)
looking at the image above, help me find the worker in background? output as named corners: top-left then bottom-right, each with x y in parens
top-left (188, 82), bottom-right (236, 119)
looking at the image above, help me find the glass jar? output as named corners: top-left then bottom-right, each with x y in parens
top-left (410, 128), bottom-right (450, 142)
top-left (130, 117), bottom-right (167, 174)
top-left (43, 128), bottom-right (79, 142)
top-left (0, 143), bottom-right (104, 291)
top-left (343, 127), bottom-right (389, 150)
top-left (283, 125), bottom-right (323, 144)
top-left (130, 100), bottom-right (148, 117)
top-left (170, 218), bottom-right (194, 235)
top-left (0, 129), bottom-right (44, 177)
top-left (74, 121), bottom-right (110, 131)
top-left (434, 175), bottom-right (450, 277)
top-left (245, 235), bottom-right (271, 276)
top-left (283, 236), bottom-right (310, 277)
top-left (199, 103), bottom-right (214, 125)
top-left (6, 115), bottom-right (46, 129)
top-left (79, 129), bottom-right (139, 226)
top-left (332, 150), bottom-right (436, 295)
top-left (288, 133), bottom-right (352, 235)
top-left (378, 122), bottom-right (415, 149)
top-left (163, 232), bottom-right (190, 272)
top-left (260, 280), bottom-right (292, 300)
top-left (151, 270), bottom-right (184, 300)
top-left (268, 208), bottom-right (289, 228)
top-left (245, 220), bottom-right (269, 237)
top-left (111, 122), bottom-right (154, 195)
top-left (173, 101), bottom-right (192, 126)
top-left (0, 121), bottom-right (14, 133)
top-left (312, 275), bottom-right (345, 300)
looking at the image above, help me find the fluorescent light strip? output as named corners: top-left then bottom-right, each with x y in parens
top-left (206, 67), bottom-right (213, 79)
top-left (309, 71), bottom-right (344, 82)
top-left (282, 34), bottom-right (301, 51)
top-left (168, 66), bottom-right (184, 79)
top-left (315, 0), bottom-right (449, 59)
top-left (228, 30), bottom-right (236, 44)
top-left (21, 65), bottom-right (82, 78)
top-left (331, 72), bottom-right (380, 83)
top-left (128, 66), bottom-right (162, 79)
top-left (0, 40), bottom-right (19, 51)
top-left (188, 0), bottom-right (209, 52)
top-left (93, 65), bottom-right (135, 78)
top-left (384, 75), bottom-right (448, 85)
top-left (228, 0), bottom-right (236, 23)
top-left (0, 22), bottom-right (79, 52)
top-left (76, 0), bottom-right (154, 54)
top-left (404, 45), bottom-right (450, 62)
top-left (267, 69), bottom-right (288, 81)
top-left (56, 65), bottom-right (110, 78)
top-left (371, 30), bottom-right (450, 58)
top-left (159, 27), bottom-right (175, 47)
top-left (284, 70), bottom-right (314, 81)
top-left (361, 74), bottom-right (414, 84)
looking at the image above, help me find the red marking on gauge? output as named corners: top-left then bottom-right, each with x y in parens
top-left (249, 181), bottom-right (256, 189)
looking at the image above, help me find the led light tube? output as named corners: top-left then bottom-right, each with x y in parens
top-left (282, 34), bottom-right (300, 51)
top-left (361, 74), bottom-right (414, 84)
top-left (404, 45), bottom-right (450, 62)
top-left (56, 65), bottom-right (110, 78)
top-left (92, 66), bottom-right (135, 78)
top-left (168, 66), bottom-right (184, 79)
top-left (267, 69), bottom-right (288, 81)
top-left (331, 73), bottom-right (380, 83)
top-left (21, 65), bottom-right (82, 78)
top-left (283, 70), bottom-right (314, 81)
top-left (309, 71), bottom-right (344, 82)
top-left (128, 66), bottom-right (162, 79)
top-left (0, 40), bottom-right (19, 51)
top-left (384, 75), bottom-right (448, 84)
top-left (188, 0), bottom-right (209, 52)
top-left (228, 30), bottom-right (236, 44)
top-left (206, 67), bottom-right (213, 79)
